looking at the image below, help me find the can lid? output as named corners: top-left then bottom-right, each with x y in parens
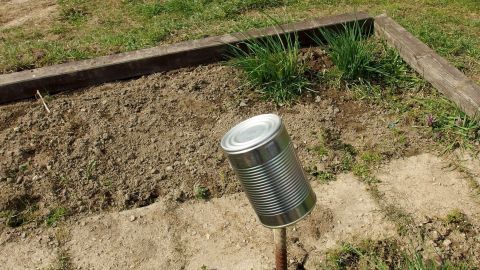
top-left (221, 114), bottom-right (282, 154)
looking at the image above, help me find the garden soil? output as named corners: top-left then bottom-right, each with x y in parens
top-left (1, 62), bottom-right (479, 268)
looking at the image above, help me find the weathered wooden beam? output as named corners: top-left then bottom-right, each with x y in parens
top-left (0, 12), bottom-right (373, 104)
top-left (375, 14), bottom-right (480, 119)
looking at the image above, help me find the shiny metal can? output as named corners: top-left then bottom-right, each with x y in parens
top-left (220, 114), bottom-right (316, 228)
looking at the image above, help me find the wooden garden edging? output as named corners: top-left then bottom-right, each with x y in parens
top-left (0, 12), bottom-right (373, 104)
top-left (375, 14), bottom-right (480, 119)
top-left (2, 12), bottom-right (479, 119)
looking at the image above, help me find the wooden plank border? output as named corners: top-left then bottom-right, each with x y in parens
top-left (0, 12), bottom-right (373, 104)
top-left (375, 14), bottom-right (480, 119)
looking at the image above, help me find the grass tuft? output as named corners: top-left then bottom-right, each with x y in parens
top-left (315, 171), bottom-right (335, 183)
top-left (84, 159), bottom-right (97, 180)
top-left (351, 151), bottom-right (382, 184)
top-left (444, 209), bottom-right (467, 225)
top-left (228, 31), bottom-right (310, 104)
top-left (312, 22), bottom-right (415, 88)
top-left (311, 22), bottom-right (376, 81)
top-left (194, 186), bottom-right (210, 200)
top-left (45, 207), bottom-right (68, 227)
top-left (18, 163), bottom-right (29, 172)
top-left (374, 43), bottom-right (415, 88)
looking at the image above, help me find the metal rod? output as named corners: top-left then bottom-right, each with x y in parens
top-left (273, 228), bottom-right (287, 270)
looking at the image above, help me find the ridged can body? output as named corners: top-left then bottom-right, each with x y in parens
top-left (220, 114), bottom-right (316, 228)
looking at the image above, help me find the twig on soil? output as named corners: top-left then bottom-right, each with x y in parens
top-left (36, 90), bottom-right (51, 113)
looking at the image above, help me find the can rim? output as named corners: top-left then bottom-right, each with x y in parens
top-left (220, 114), bottom-right (282, 155)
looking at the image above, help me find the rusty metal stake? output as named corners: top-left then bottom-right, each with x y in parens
top-left (274, 228), bottom-right (287, 270)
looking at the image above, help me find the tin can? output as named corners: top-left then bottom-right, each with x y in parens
top-left (221, 114), bottom-right (316, 228)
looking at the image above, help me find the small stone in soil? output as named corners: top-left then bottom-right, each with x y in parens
top-left (129, 215), bottom-right (136, 222)
top-left (165, 166), bottom-right (173, 172)
top-left (443, 239), bottom-right (452, 247)
top-left (16, 176), bottom-right (23, 184)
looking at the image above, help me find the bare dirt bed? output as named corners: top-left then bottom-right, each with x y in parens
top-left (0, 56), bottom-right (426, 228)
top-left (1, 53), bottom-right (479, 269)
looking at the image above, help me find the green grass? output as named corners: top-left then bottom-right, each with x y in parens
top-left (417, 98), bottom-right (480, 150)
top-left (442, 209), bottom-right (473, 234)
top-left (311, 144), bottom-right (329, 158)
top-left (387, 92), bottom-right (480, 151)
top-left (323, 240), bottom-right (472, 270)
top-left (307, 130), bottom-right (389, 184)
top-left (309, 170), bottom-right (335, 183)
top-left (1, 1), bottom-right (478, 85)
top-left (311, 22), bottom-right (377, 81)
top-left (312, 23), bottom-right (414, 87)
top-left (375, 43), bottom-right (417, 88)
top-left (352, 151), bottom-right (382, 183)
top-left (350, 77), bottom-right (480, 152)
top-left (45, 207), bottom-right (68, 227)
top-left (132, 0), bottom-right (288, 18)
top-left (59, 0), bottom-right (89, 24)
top-left (313, 22), bottom-right (479, 152)
top-left (194, 186), bottom-right (210, 200)
top-left (84, 159), bottom-right (97, 180)
top-left (322, 129), bottom-right (357, 173)
top-left (444, 209), bottom-right (470, 227)
top-left (228, 31), bottom-right (310, 104)
top-left (18, 163), bottom-right (29, 172)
